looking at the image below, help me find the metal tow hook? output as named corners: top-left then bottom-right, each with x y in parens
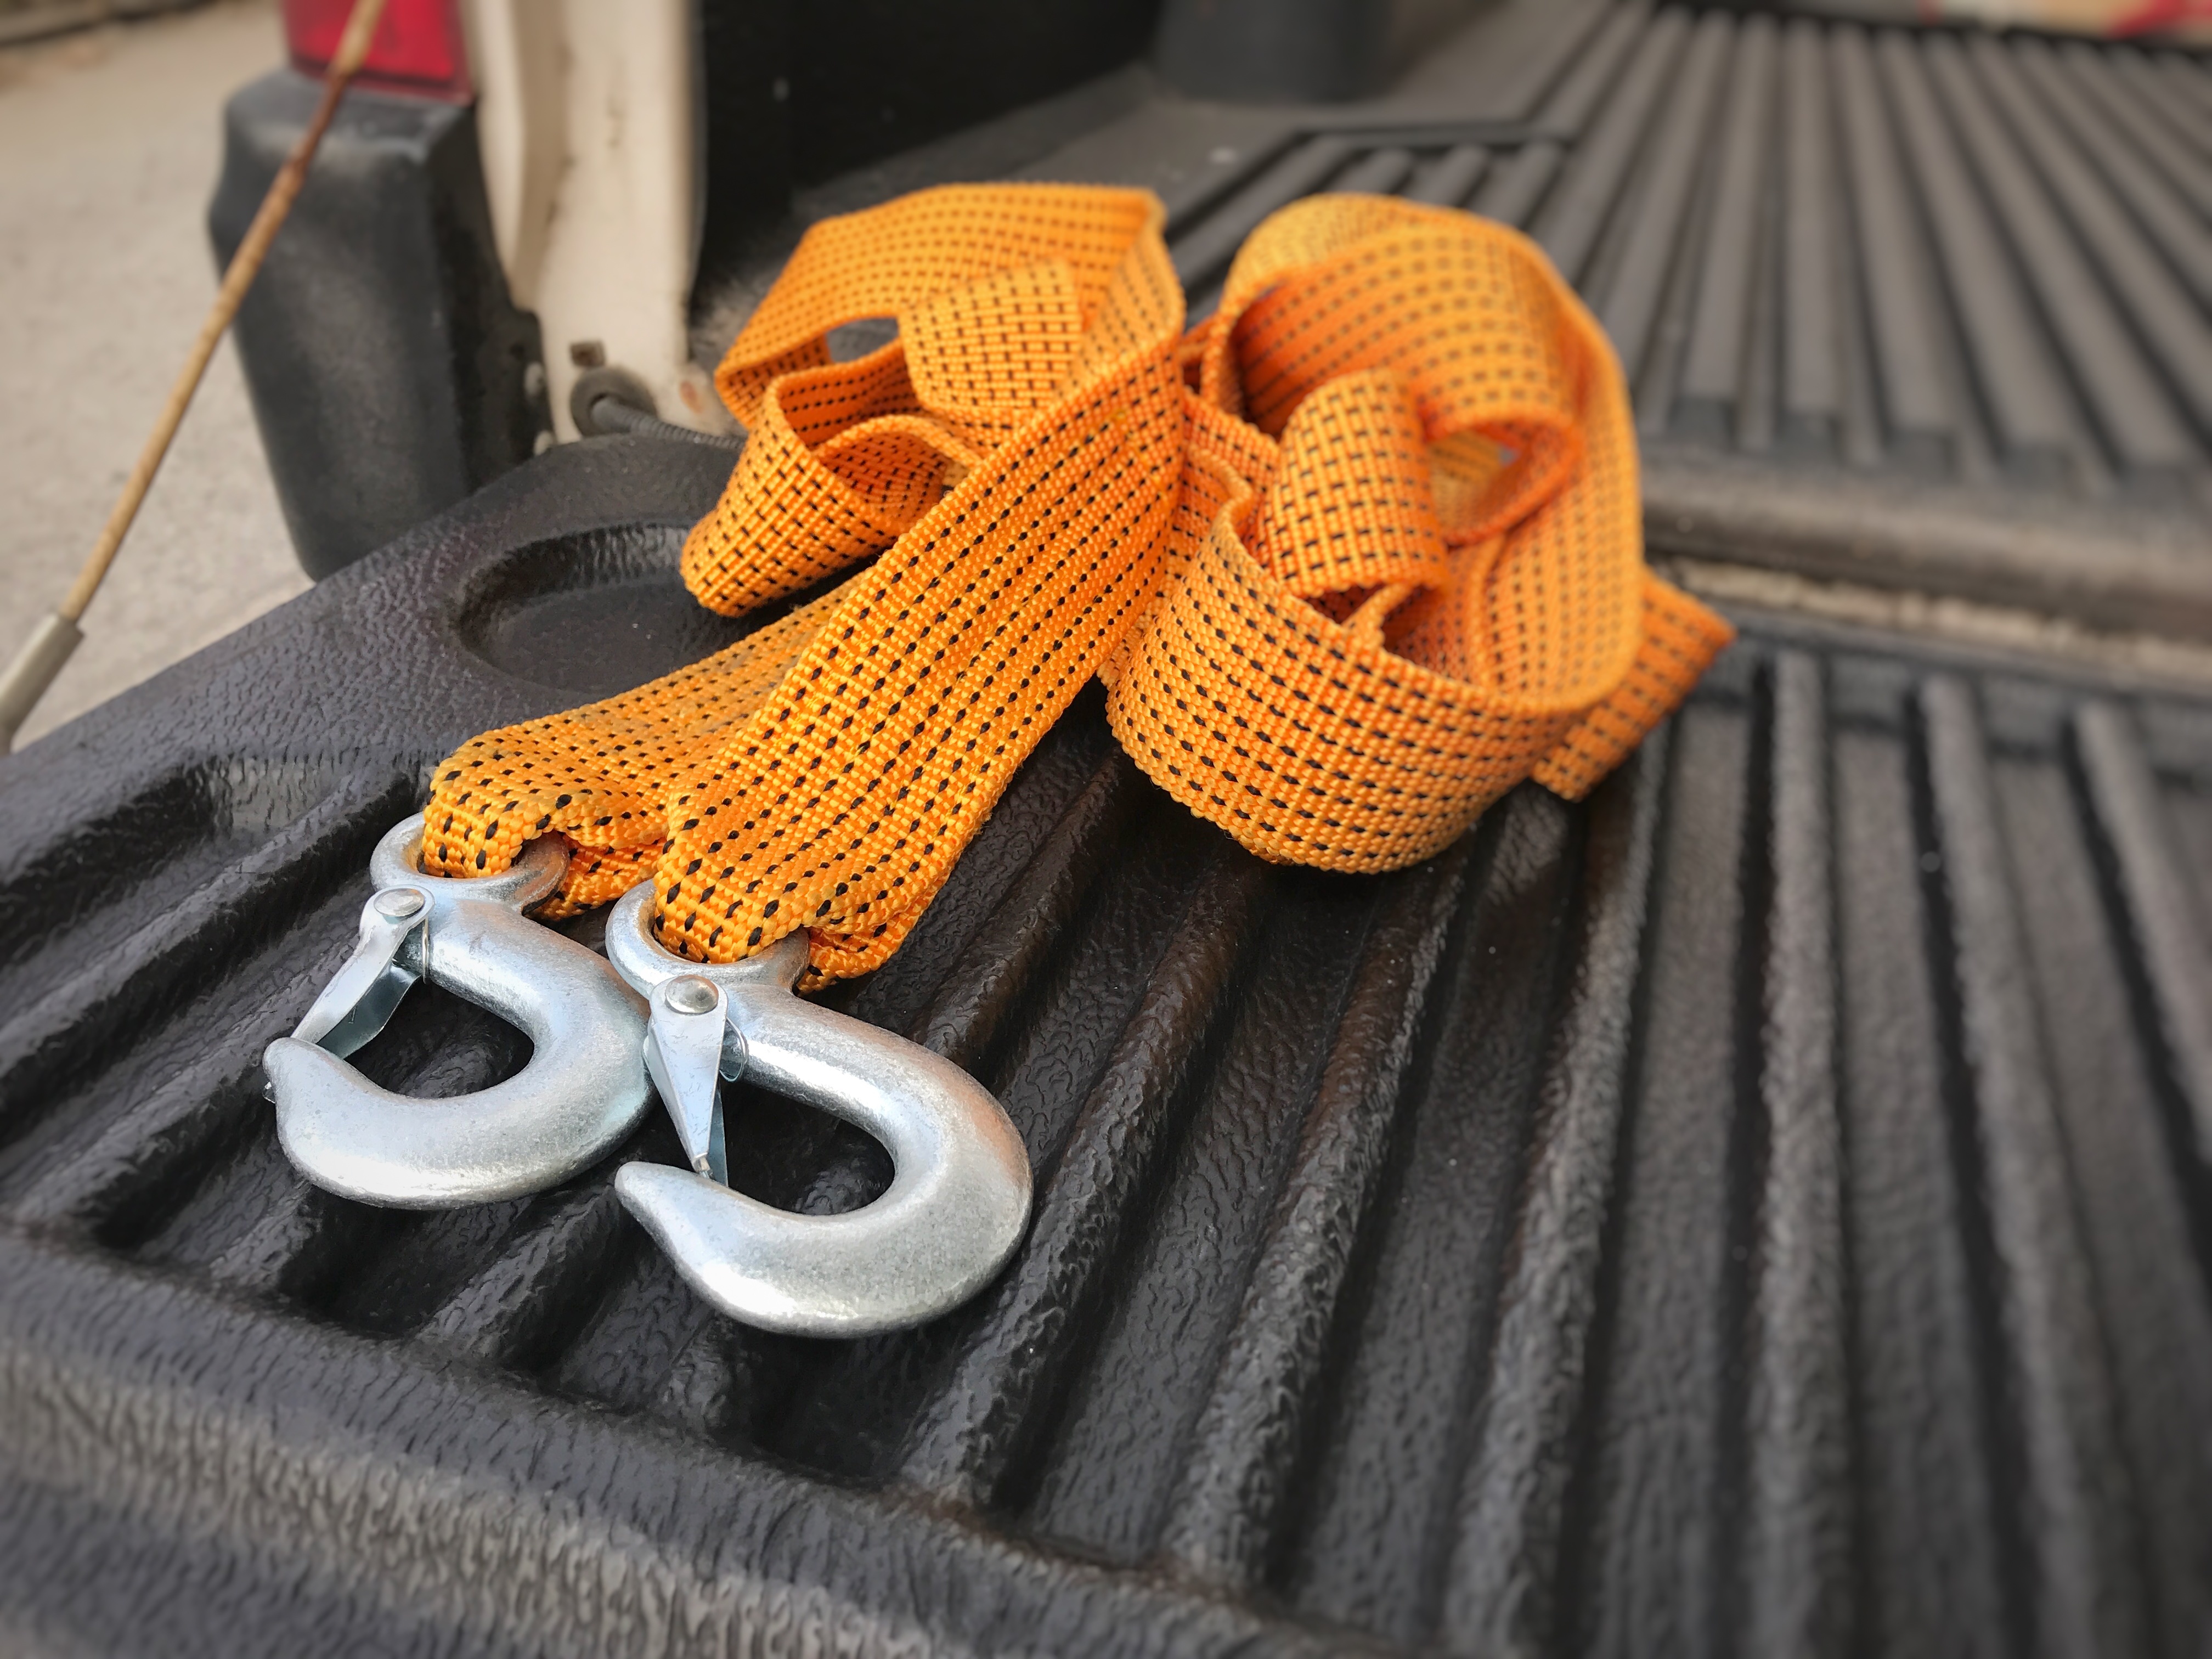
top-left (264, 813), bottom-right (651, 1207)
top-left (605, 883), bottom-right (1033, 1338)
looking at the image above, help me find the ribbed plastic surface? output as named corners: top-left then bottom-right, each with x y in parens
top-left (1164, 12), bottom-right (2211, 475)
top-left (1131, 8), bottom-right (2212, 631)
top-left (1, 439), bottom-right (2209, 1654)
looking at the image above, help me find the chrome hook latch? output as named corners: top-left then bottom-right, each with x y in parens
top-left (264, 813), bottom-right (652, 1208)
top-left (605, 883), bottom-right (1032, 1337)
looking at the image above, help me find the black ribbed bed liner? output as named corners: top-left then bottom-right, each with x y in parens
top-left (694, 1), bottom-right (2210, 631)
top-left (1157, 9), bottom-right (2212, 635)
top-left (2, 438), bottom-right (2210, 1655)
top-left (968, 2), bottom-right (2212, 635)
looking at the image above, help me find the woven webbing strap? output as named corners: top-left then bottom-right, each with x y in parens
top-left (422, 185), bottom-right (1732, 983)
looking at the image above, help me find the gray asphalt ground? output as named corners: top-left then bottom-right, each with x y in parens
top-left (0, 0), bottom-right (304, 751)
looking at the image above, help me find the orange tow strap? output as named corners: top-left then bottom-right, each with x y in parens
top-left (421, 185), bottom-right (1733, 985)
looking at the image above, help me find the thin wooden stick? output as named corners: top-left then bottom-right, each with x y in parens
top-left (1, 0), bottom-right (391, 750)
top-left (63, 0), bottom-right (392, 620)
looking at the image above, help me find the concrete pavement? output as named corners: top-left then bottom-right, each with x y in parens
top-left (0, 0), bottom-right (306, 750)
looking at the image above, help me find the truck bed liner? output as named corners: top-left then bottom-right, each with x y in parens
top-left (701, 3), bottom-right (2212, 635)
top-left (2, 438), bottom-right (2210, 1655)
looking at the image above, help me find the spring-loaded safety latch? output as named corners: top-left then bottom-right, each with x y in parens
top-left (604, 883), bottom-right (1032, 1338)
top-left (264, 813), bottom-right (652, 1207)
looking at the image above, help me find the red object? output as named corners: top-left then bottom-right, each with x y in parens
top-left (2111, 0), bottom-right (2212, 34)
top-left (281, 0), bottom-right (471, 101)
